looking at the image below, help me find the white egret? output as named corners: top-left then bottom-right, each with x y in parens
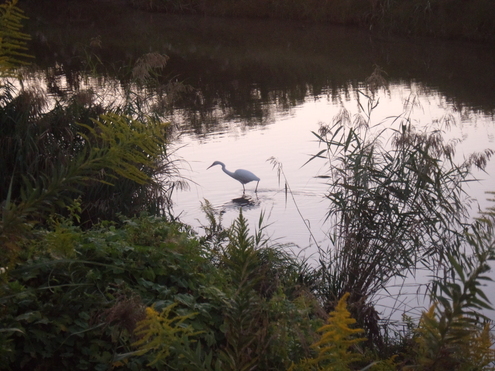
top-left (207, 161), bottom-right (260, 193)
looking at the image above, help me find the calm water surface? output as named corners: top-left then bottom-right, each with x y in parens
top-left (27, 9), bottom-right (495, 318)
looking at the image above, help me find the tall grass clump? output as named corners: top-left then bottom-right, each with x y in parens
top-left (308, 66), bottom-right (494, 345)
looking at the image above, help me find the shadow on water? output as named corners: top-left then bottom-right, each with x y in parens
top-left (230, 195), bottom-right (260, 209)
top-left (210, 195), bottom-right (262, 214)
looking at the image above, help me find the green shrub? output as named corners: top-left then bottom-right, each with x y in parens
top-left (0, 215), bottom-right (222, 370)
top-left (0, 212), bottom-right (326, 370)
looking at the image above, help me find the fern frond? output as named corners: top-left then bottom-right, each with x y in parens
top-left (291, 292), bottom-right (366, 371)
top-left (133, 303), bottom-right (202, 366)
top-left (312, 292), bottom-right (366, 368)
top-left (0, 0), bottom-right (32, 76)
top-left (79, 113), bottom-right (169, 185)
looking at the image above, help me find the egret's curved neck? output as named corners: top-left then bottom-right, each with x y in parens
top-left (219, 162), bottom-right (235, 178)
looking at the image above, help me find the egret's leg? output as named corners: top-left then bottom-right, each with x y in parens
top-left (242, 184), bottom-right (246, 194)
top-left (255, 181), bottom-right (259, 193)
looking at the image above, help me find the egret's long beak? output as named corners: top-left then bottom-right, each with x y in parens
top-left (207, 164), bottom-right (213, 170)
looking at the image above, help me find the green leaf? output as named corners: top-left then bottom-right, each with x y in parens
top-left (15, 311), bottom-right (42, 323)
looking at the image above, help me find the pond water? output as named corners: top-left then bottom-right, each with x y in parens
top-left (25, 6), bottom-right (495, 319)
top-left (154, 15), bottom-right (495, 253)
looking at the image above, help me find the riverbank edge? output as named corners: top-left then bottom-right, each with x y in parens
top-left (22, 0), bottom-right (495, 45)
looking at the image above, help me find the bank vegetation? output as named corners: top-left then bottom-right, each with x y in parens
top-left (128, 0), bottom-right (495, 42)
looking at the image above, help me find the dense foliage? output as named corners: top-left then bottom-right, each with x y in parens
top-left (0, 212), bottom-right (325, 370)
top-left (2, 209), bottom-right (495, 370)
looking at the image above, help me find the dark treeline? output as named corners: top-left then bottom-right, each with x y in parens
top-left (126, 0), bottom-right (495, 43)
top-left (20, 0), bottom-right (495, 43)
